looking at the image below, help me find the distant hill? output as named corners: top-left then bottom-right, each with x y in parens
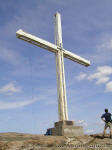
top-left (0, 132), bottom-right (112, 150)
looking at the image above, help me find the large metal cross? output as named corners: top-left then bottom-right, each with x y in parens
top-left (16, 12), bottom-right (90, 121)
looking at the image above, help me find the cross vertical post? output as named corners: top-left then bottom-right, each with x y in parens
top-left (54, 12), bottom-right (68, 121)
top-left (16, 12), bottom-right (90, 128)
top-left (16, 12), bottom-right (90, 136)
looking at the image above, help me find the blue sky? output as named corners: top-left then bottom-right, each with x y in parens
top-left (0, 0), bottom-right (112, 134)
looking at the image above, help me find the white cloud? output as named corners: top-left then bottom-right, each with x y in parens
top-left (0, 82), bottom-right (21, 95)
top-left (76, 73), bottom-right (87, 81)
top-left (76, 120), bottom-right (88, 127)
top-left (105, 81), bottom-right (112, 92)
top-left (88, 72), bottom-right (103, 81)
top-left (88, 66), bottom-right (112, 83)
top-left (90, 37), bottom-right (112, 64)
top-left (96, 76), bottom-right (110, 85)
top-left (76, 65), bottom-right (112, 92)
top-left (97, 66), bottom-right (112, 75)
top-left (90, 66), bottom-right (112, 88)
top-left (88, 73), bottom-right (110, 85)
top-left (0, 99), bottom-right (36, 110)
top-left (76, 66), bottom-right (112, 83)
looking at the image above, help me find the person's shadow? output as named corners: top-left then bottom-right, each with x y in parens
top-left (90, 134), bottom-right (109, 139)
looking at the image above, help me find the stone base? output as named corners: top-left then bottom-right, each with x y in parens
top-left (46, 121), bottom-right (84, 137)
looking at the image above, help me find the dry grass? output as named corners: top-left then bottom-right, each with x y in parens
top-left (0, 133), bottom-right (111, 149)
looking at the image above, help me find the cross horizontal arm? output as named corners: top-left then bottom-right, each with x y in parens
top-left (16, 29), bottom-right (90, 66)
top-left (63, 49), bottom-right (90, 66)
top-left (16, 29), bottom-right (59, 53)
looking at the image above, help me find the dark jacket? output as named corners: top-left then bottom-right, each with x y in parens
top-left (101, 112), bottom-right (112, 123)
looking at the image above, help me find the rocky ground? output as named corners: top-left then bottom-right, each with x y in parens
top-left (0, 133), bottom-right (112, 150)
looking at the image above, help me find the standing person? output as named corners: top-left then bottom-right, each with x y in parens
top-left (101, 108), bottom-right (112, 138)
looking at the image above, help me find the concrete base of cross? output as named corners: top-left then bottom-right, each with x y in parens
top-left (46, 121), bottom-right (84, 137)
